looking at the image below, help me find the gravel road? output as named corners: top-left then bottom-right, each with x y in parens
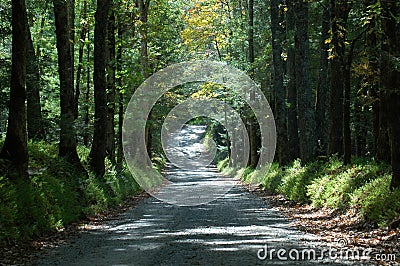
top-left (33, 126), bottom-right (350, 266)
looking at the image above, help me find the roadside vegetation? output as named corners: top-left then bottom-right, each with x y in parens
top-left (218, 157), bottom-right (400, 228)
top-left (0, 141), bottom-right (141, 246)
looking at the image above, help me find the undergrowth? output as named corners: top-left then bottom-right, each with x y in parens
top-left (220, 156), bottom-right (400, 227)
top-left (0, 141), bottom-right (141, 247)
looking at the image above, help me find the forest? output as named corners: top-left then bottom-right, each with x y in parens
top-left (0, 0), bottom-right (399, 257)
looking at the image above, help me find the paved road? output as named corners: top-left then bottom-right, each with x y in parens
top-left (34, 126), bottom-right (349, 266)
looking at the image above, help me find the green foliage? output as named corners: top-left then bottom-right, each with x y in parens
top-left (261, 162), bottom-right (283, 193)
top-left (0, 142), bottom-right (141, 247)
top-left (276, 160), bottom-right (325, 203)
top-left (351, 176), bottom-right (400, 227)
top-left (227, 156), bottom-right (398, 227)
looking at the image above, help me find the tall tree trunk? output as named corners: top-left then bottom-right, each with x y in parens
top-left (0, 0), bottom-right (28, 179)
top-left (138, 0), bottom-right (152, 161)
top-left (328, 0), bottom-right (349, 156)
top-left (364, 0), bottom-right (391, 163)
top-left (89, 0), bottom-right (111, 178)
top-left (380, 0), bottom-right (400, 190)
top-left (343, 35), bottom-right (359, 165)
top-left (106, 5), bottom-right (116, 164)
top-left (270, 0), bottom-right (289, 165)
top-left (83, 38), bottom-right (91, 147)
top-left (116, 24), bottom-right (124, 172)
top-left (294, 0), bottom-right (317, 163)
top-left (247, 0), bottom-right (258, 167)
top-left (53, 0), bottom-right (83, 168)
top-left (26, 21), bottom-right (44, 140)
top-left (315, 4), bottom-right (330, 156)
top-left (74, 0), bottom-right (88, 119)
top-left (286, 0), bottom-right (300, 161)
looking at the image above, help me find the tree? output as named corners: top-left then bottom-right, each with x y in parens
top-left (106, 4), bottom-right (116, 164)
top-left (26, 21), bottom-right (45, 140)
top-left (53, 0), bottom-right (84, 168)
top-left (89, 0), bottom-right (111, 178)
top-left (286, 0), bottom-right (300, 161)
top-left (0, 0), bottom-right (28, 178)
top-left (327, 0), bottom-right (350, 156)
top-left (294, 0), bottom-right (317, 163)
top-left (315, 3), bottom-right (330, 156)
top-left (380, 0), bottom-right (400, 190)
top-left (74, 0), bottom-right (88, 119)
top-left (270, 0), bottom-right (289, 165)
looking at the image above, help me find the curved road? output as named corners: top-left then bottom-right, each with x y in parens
top-left (34, 126), bottom-right (349, 266)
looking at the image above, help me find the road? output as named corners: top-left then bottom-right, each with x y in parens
top-left (34, 126), bottom-right (348, 265)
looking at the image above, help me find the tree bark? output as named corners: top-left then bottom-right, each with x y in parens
top-left (26, 21), bottom-right (44, 141)
top-left (380, 0), bottom-right (400, 190)
top-left (116, 23), bottom-right (124, 172)
top-left (106, 5), bottom-right (116, 164)
top-left (74, 0), bottom-right (87, 119)
top-left (294, 0), bottom-right (317, 163)
top-left (271, 0), bottom-right (289, 165)
top-left (328, 0), bottom-right (349, 156)
top-left (0, 0), bottom-right (28, 179)
top-left (315, 4), bottom-right (330, 156)
top-left (53, 0), bottom-right (84, 168)
top-left (89, 0), bottom-right (111, 178)
top-left (247, 0), bottom-right (258, 167)
top-left (286, 0), bottom-right (300, 161)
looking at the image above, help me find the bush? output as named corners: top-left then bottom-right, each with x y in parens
top-left (0, 142), bottom-right (141, 246)
top-left (351, 175), bottom-right (400, 227)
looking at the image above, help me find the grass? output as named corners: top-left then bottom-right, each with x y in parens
top-left (220, 156), bottom-right (400, 227)
top-left (0, 141), bottom-right (142, 247)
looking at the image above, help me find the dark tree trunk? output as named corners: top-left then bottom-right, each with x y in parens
top-left (138, 0), bottom-right (152, 160)
top-left (247, 0), bottom-right (258, 167)
top-left (380, 0), bottom-right (400, 190)
top-left (271, 0), bottom-right (289, 165)
top-left (294, 0), bottom-right (317, 163)
top-left (315, 5), bottom-right (330, 156)
top-left (343, 34), bottom-right (359, 165)
top-left (364, 0), bottom-right (391, 163)
top-left (328, 0), bottom-right (349, 156)
top-left (0, 0), bottom-right (28, 179)
top-left (106, 5), bottom-right (116, 164)
top-left (286, 0), bottom-right (300, 161)
top-left (83, 39), bottom-right (91, 147)
top-left (116, 21), bottom-right (125, 172)
top-left (53, 0), bottom-right (84, 168)
top-left (74, 0), bottom-right (87, 119)
top-left (26, 21), bottom-right (44, 141)
top-left (89, 0), bottom-right (111, 178)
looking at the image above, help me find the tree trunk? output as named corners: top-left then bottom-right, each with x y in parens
top-left (315, 4), bottom-right (330, 156)
top-left (0, 0), bottom-right (28, 179)
top-left (138, 0), bottom-right (152, 161)
top-left (247, 0), bottom-right (258, 167)
top-left (26, 21), bottom-right (44, 141)
top-left (294, 0), bottom-right (317, 163)
top-left (74, 0), bottom-right (87, 119)
top-left (286, 0), bottom-right (300, 161)
top-left (116, 21), bottom-right (124, 172)
top-left (270, 0), bottom-right (289, 165)
top-left (53, 0), bottom-right (83, 168)
top-left (106, 5), bottom-right (116, 164)
top-left (89, 0), bottom-right (111, 178)
top-left (328, 0), bottom-right (349, 156)
top-left (83, 38), bottom-right (91, 147)
top-left (380, 0), bottom-right (400, 190)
